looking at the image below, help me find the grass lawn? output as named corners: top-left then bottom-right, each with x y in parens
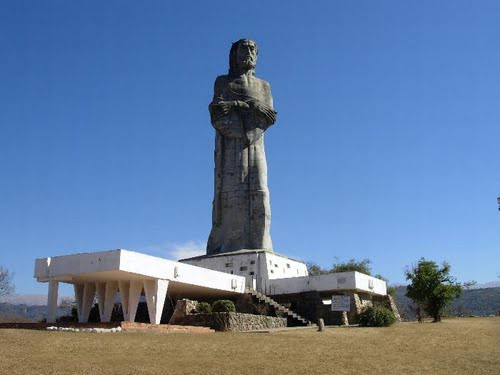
top-left (0, 317), bottom-right (498, 374)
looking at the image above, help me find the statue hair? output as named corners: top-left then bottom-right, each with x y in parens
top-left (228, 39), bottom-right (258, 77)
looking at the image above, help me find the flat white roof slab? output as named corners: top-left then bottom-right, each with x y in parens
top-left (34, 249), bottom-right (246, 298)
top-left (265, 271), bottom-right (387, 296)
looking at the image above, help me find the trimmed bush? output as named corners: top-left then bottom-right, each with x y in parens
top-left (212, 300), bottom-right (236, 313)
top-left (358, 305), bottom-right (397, 327)
top-left (196, 302), bottom-right (212, 314)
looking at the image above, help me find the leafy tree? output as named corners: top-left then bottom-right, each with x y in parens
top-left (307, 258), bottom-right (374, 276)
top-left (306, 262), bottom-right (328, 276)
top-left (405, 258), bottom-right (462, 322)
top-left (0, 266), bottom-right (14, 298)
top-left (331, 258), bottom-right (372, 275)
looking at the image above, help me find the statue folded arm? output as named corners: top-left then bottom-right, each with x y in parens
top-left (209, 76), bottom-right (277, 140)
top-left (209, 76), bottom-right (246, 138)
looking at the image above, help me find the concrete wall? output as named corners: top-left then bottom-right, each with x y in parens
top-left (354, 272), bottom-right (387, 295)
top-left (263, 253), bottom-right (308, 280)
top-left (34, 249), bottom-right (248, 323)
top-left (180, 251), bottom-right (308, 284)
top-left (34, 251), bottom-right (122, 280)
top-left (181, 252), bottom-right (261, 278)
top-left (34, 249), bottom-right (246, 295)
top-left (119, 250), bottom-right (245, 294)
top-left (264, 271), bottom-right (387, 296)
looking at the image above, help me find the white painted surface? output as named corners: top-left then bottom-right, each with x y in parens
top-left (264, 271), bottom-right (387, 296)
top-left (118, 281), bottom-right (130, 321)
top-left (263, 252), bottom-right (309, 279)
top-left (180, 250), bottom-right (308, 282)
top-left (127, 280), bottom-right (142, 323)
top-left (35, 249), bottom-right (246, 323)
top-left (73, 284), bottom-right (84, 321)
top-left (181, 251), bottom-right (260, 277)
top-left (144, 279), bottom-right (169, 324)
top-left (47, 280), bottom-right (59, 323)
top-left (35, 248), bottom-right (386, 324)
top-left (74, 283), bottom-right (97, 323)
top-left (34, 249), bottom-right (246, 296)
top-left (103, 281), bottom-right (118, 322)
top-left (354, 272), bottom-right (386, 295)
top-left (95, 282), bottom-right (106, 322)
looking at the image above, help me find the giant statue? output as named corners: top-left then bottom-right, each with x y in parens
top-left (207, 39), bottom-right (277, 255)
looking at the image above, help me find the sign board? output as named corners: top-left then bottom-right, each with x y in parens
top-left (331, 295), bottom-right (351, 312)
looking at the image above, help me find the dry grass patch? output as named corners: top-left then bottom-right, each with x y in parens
top-left (0, 317), bottom-right (498, 375)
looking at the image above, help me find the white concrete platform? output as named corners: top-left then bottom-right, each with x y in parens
top-left (34, 249), bottom-right (245, 324)
top-left (180, 249), bottom-right (309, 290)
top-left (180, 249), bottom-right (387, 297)
top-left (264, 271), bottom-right (387, 296)
top-left (34, 248), bottom-right (387, 325)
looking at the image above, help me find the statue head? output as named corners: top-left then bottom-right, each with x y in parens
top-left (229, 39), bottom-right (258, 76)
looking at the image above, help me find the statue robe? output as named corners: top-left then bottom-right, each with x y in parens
top-left (207, 74), bottom-right (275, 255)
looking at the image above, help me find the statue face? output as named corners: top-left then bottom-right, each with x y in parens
top-left (236, 40), bottom-right (258, 70)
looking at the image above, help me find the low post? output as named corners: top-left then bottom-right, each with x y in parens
top-left (341, 311), bottom-right (349, 326)
top-left (317, 318), bottom-right (325, 332)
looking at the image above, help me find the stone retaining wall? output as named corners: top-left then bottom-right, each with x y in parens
top-left (168, 299), bottom-right (287, 331)
top-left (178, 312), bottom-right (286, 332)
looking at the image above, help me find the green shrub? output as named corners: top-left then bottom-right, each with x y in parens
top-left (387, 286), bottom-right (396, 297)
top-left (358, 305), bottom-right (396, 327)
top-left (196, 302), bottom-right (212, 314)
top-left (212, 300), bottom-right (236, 313)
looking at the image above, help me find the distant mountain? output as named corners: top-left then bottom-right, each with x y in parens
top-left (470, 281), bottom-right (500, 289)
top-left (394, 286), bottom-right (500, 320)
top-left (0, 294), bottom-right (71, 306)
top-left (0, 303), bottom-right (71, 322)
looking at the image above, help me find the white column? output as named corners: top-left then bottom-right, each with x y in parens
top-left (143, 279), bottom-right (169, 325)
top-left (47, 279), bottom-right (59, 323)
top-left (118, 281), bottom-right (130, 321)
top-left (73, 284), bottom-right (84, 322)
top-left (95, 282), bottom-right (106, 322)
top-left (127, 280), bottom-right (143, 323)
top-left (102, 281), bottom-right (118, 322)
top-left (80, 282), bottom-right (96, 323)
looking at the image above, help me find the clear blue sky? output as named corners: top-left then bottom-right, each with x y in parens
top-left (1, 1), bottom-right (499, 296)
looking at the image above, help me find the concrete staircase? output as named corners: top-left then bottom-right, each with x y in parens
top-left (245, 288), bottom-right (315, 326)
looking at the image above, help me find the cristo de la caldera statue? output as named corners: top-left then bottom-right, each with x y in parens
top-left (33, 38), bottom-right (391, 327)
top-left (207, 39), bottom-right (277, 255)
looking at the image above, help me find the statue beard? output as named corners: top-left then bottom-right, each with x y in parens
top-left (239, 59), bottom-right (256, 72)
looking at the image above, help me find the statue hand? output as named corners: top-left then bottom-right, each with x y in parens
top-left (236, 101), bottom-right (250, 110)
top-left (213, 101), bottom-right (250, 121)
top-left (212, 101), bottom-right (234, 120)
top-left (252, 102), bottom-right (277, 124)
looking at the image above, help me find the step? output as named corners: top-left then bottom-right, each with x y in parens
top-left (246, 288), bottom-right (314, 326)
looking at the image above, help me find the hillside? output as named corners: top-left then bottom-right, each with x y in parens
top-left (0, 303), bottom-right (70, 323)
top-left (394, 286), bottom-right (500, 321)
